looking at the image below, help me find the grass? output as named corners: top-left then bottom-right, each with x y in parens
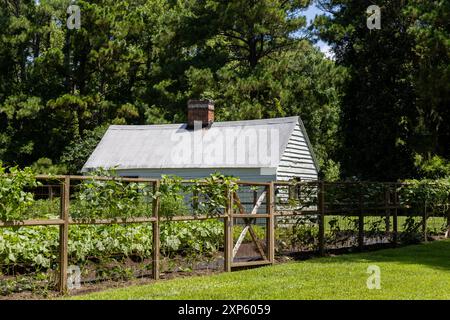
top-left (70, 239), bottom-right (450, 300)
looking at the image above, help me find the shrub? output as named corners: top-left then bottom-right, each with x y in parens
top-left (30, 158), bottom-right (67, 175)
top-left (399, 178), bottom-right (450, 214)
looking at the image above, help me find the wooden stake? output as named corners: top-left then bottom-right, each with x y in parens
top-left (267, 182), bottom-right (275, 263)
top-left (358, 188), bottom-right (364, 250)
top-left (59, 177), bottom-right (69, 294)
top-left (445, 210), bottom-right (450, 238)
top-left (393, 186), bottom-right (398, 246)
top-left (224, 188), bottom-right (233, 272)
top-left (318, 181), bottom-right (325, 256)
top-left (385, 187), bottom-right (391, 232)
top-left (152, 180), bottom-right (161, 280)
top-left (422, 200), bottom-right (427, 243)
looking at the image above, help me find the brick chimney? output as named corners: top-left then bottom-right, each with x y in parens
top-left (187, 99), bottom-right (214, 129)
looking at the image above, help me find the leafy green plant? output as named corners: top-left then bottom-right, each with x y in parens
top-left (399, 216), bottom-right (422, 244)
top-left (365, 217), bottom-right (385, 239)
top-left (96, 266), bottom-right (134, 282)
top-left (30, 158), bottom-right (67, 175)
top-left (399, 179), bottom-right (450, 215)
top-left (0, 163), bottom-right (41, 221)
top-left (0, 221), bottom-right (225, 276)
top-left (326, 215), bottom-right (359, 247)
top-left (71, 169), bottom-right (152, 219)
top-left (414, 154), bottom-right (450, 179)
top-left (276, 216), bottom-right (319, 252)
top-left (160, 220), bottom-right (223, 257)
top-left (27, 199), bottom-right (60, 220)
top-left (159, 173), bottom-right (238, 217)
top-left (159, 175), bottom-right (190, 217)
top-left (0, 273), bottom-right (55, 296)
top-left (190, 173), bottom-right (238, 216)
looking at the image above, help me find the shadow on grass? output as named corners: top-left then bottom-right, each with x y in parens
top-left (304, 239), bottom-right (450, 271)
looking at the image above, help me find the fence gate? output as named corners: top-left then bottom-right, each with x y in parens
top-left (225, 183), bottom-right (275, 269)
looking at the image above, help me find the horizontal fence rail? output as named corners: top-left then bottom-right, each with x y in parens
top-left (0, 175), bottom-right (449, 296)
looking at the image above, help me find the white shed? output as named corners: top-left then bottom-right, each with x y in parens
top-left (82, 101), bottom-right (318, 182)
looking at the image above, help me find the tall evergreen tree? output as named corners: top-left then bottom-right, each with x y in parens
top-left (314, 0), bottom-right (449, 180)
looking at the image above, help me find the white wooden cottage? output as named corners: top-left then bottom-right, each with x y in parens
top-left (82, 100), bottom-right (318, 182)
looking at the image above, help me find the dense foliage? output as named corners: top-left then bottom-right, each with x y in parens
top-left (0, 164), bottom-right (40, 221)
top-left (0, 1), bottom-right (448, 180)
top-left (314, 0), bottom-right (449, 180)
top-left (71, 177), bottom-right (152, 219)
top-left (399, 178), bottom-right (450, 215)
top-left (0, 0), bottom-right (345, 178)
top-left (0, 221), bottom-right (225, 270)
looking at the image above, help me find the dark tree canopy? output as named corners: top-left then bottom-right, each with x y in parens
top-left (0, 0), bottom-right (448, 180)
top-left (314, 0), bottom-right (449, 180)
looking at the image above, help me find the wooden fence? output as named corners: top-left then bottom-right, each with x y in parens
top-left (0, 176), bottom-right (449, 295)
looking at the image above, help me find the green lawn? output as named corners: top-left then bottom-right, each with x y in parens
top-left (70, 240), bottom-right (450, 300)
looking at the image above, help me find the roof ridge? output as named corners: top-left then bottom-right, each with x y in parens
top-left (109, 116), bottom-right (299, 130)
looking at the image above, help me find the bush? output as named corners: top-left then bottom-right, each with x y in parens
top-left (30, 158), bottom-right (67, 175)
top-left (399, 178), bottom-right (450, 214)
top-left (414, 154), bottom-right (450, 179)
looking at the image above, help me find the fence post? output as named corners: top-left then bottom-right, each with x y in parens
top-left (192, 189), bottom-right (199, 213)
top-left (393, 185), bottom-right (398, 246)
top-left (59, 176), bottom-right (69, 294)
top-left (224, 186), bottom-right (233, 272)
top-left (152, 180), bottom-right (160, 280)
top-left (446, 206), bottom-right (450, 238)
top-left (49, 185), bottom-right (54, 201)
top-left (358, 187), bottom-right (364, 250)
top-left (266, 182), bottom-right (275, 264)
top-left (422, 200), bottom-right (428, 243)
top-left (318, 181), bottom-right (325, 256)
top-left (385, 185), bottom-right (391, 233)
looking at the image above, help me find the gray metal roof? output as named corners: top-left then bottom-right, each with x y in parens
top-left (82, 116), bottom-right (307, 171)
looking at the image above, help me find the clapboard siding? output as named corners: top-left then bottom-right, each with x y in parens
top-left (278, 163), bottom-right (317, 171)
top-left (277, 174), bottom-right (317, 181)
top-left (288, 141), bottom-right (309, 149)
top-left (282, 151), bottom-right (314, 159)
top-left (276, 120), bottom-right (318, 181)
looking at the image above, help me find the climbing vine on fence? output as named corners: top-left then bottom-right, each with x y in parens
top-left (398, 178), bottom-right (450, 214)
top-left (71, 169), bottom-right (153, 219)
top-left (191, 173), bottom-right (239, 215)
top-left (158, 173), bottom-right (238, 217)
top-left (0, 163), bottom-right (41, 221)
